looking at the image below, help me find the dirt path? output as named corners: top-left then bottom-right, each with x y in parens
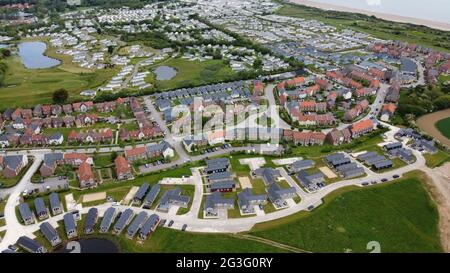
top-left (422, 165), bottom-right (450, 252)
top-left (230, 234), bottom-right (311, 253)
top-left (416, 109), bottom-right (450, 147)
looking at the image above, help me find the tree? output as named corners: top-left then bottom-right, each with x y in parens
top-left (52, 88), bottom-right (69, 104)
top-left (107, 45), bottom-right (114, 55)
top-left (111, 151), bottom-right (118, 161)
top-left (1, 49), bottom-right (11, 58)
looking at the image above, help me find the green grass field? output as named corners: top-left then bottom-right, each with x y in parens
top-left (435, 117), bottom-right (450, 139)
top-left (249, 176), bottom-right (442, 253)
top-left (0, 55), bottom-right (117, 110)
top-left (424, 150), bottom-right (450, 168)
top-left (276, 4), bottom-right (450, 53)
top-left (148, 58), bottom-right (236, 90)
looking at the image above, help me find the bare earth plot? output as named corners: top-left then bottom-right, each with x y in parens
top-left (238, 176), bottom-right (252, 189)
top-left (417, 109), bottom-right (450, 147)
top-left (82, 192), bottom-right (106, 203)
top-left (239, 158), bottom-right (266, 171)
top-left (122, 186), bottom-right (139, 205)
top-left (319, 166), bottom-right (337, 179)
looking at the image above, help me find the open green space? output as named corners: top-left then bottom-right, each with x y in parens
top-left (148, 58), bottom-right (236, 91)
top-left (435, 117), bottom-right (450, 139)
top-left (276, 3), bottom-right (450, 52)
top-left (424, 150), bottom-right (450, 168)
top-left (250, 174), bottom-right (442, 253)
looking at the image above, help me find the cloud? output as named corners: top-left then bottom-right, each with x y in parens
top-left (366, 0), bottom-right (382, 6)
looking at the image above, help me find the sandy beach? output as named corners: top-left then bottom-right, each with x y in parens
top-left (288, 0), bottom-right (450, 31)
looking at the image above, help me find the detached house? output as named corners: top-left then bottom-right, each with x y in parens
top-left (77, 161), bottom-right (96, 188)
top-left (115, 155), bottom-right (134, 181)
top-left (1, 155), bottom-right (28, 178)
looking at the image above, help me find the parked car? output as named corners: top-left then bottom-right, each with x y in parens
top-left (159, 219), bottom-right (167, 227)
top-left (362, 182), bottom-right (369, 186)
top-left (381, 178), bottom-right (388, 182)
top-left (393, 175), bottom-right (399, 179)
top-left (307, 205), bottom-right (314, 211)
top-left (168, 220), bottom-right (174, 227)
top-left (181, 224), bottom-right (187, 231)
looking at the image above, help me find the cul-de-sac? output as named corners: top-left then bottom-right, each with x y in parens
top-left (0, 0), bottom-right (449, 254)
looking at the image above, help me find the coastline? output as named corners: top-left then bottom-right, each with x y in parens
top-left (287, 0), bottom-right (450, 31)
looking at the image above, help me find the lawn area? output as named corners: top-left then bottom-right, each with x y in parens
top-left (93, 154), bottom-right (115, 168)
top-left (0, 56), bottom-right (117, 110)
top-left (249, 174), bottom-right (442, 253)
top-left (148, 58), bottom-right (236, 90)
top-left (424, 150), bottom-right (450, 168)
top-left (276, 4), bottom-right (450, 53)
top-left (435, 117), bottom-right (450, 139)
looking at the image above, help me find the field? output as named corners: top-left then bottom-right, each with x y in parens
top-left (276, 3), bottom-right (450, 52)
top-left (423, 150), bottom-right (450, 168)
top-left (0, 40), bottom-right (118, 110)
top-left (435, 117), bottom-right (450, 139)
top-left (249, 176), bottom-right (442, 253)
top-left (148, 58), bottom-right (236, 91)
top-left (417, 109), bottom-right (450, 147)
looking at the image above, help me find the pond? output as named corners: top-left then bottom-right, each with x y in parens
top-left (55, 238), bottom-right (119, 253)
top-left (154, 65), bottom-right (177, 80)
top-left (18, 41), bottom-right (61, 69)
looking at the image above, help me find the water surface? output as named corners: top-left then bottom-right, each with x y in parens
top-left (18, 41), bottom-right (61, 69)
top-left (154, 65), bottom-right (177, 80)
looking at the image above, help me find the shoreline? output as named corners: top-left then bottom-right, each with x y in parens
top-left (287, 0), bottom-right (450, 31)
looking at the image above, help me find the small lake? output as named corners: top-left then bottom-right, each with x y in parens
top-left (18, 41), bottom-right (61, 69)
top-left (55, 238), bottom-right (119, 253)
top-left (154, 65), bottom-right (177, 80)
top-left (0, 44), bottom-right (9, 49)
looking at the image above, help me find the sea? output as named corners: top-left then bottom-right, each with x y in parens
top-left (307, 0), bottom-right (450, 24)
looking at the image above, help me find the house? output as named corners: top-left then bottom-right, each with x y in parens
top-left (124, 147), bottom-right (147, 162)
top-left (182, 135), bottom-right (208, 152)
top-left (64, 153), bottom-right (92, 166)
top-left (48, 133), bottom-right (64, 145)
top-left (207, 130), bottom-right (225, 145)
top-left (40, 222), bottom-right (61, 247)
top-left (143, 184), bottom-right (161, 209)
top-left (146, 141), bottom-right (174, 159)
top-left (325, 128), bottom-right (352, 146)
top-left (18, 202), bottom-right (34, 225)
top-left (325, 153), bottom-right (352, 168)
top-left (1, 155), bottom-right (28, 178)
top-left (414, 139), bottom-right (438, 154)
top-left (138, 214), bottom-right (160, 240)
top-left (17, 236), bottom-right (47, 253)
top-left (77, 161), bottom-right (96, 188)
top-left (350, 119), bottom-right (374, 138)
top-left (252, 168), bottom-right (282, 185)
top-left (204, 192), bottom-right (235, 217)
top-left (63, 213), bottom-right (78, 239)
top-left (383, 142), bottom-right (403, 151)
top-left (133, 183), bottom-right (149, 204)
top-left (297, 170), bottom-right (325, 192)
top-left (288, 160), bottom-right (315, 174)
top-left (115, 155), bottom-right (133, 181)
top-left (99, 207), bottom-right (117, 233)
top-left (156, 187), bottom-right (190, 212)
top-left (204, 158), bottom-right (230, 174)
top-left (113, 208), bottom-right (134, 234)
top-left (237, 188), bottom-right (267, 214)
top-left (267, 183), bottom-right (296, 208)
top-left (34, 197), bottom-right (48, 220)
top-left (84, 208), bottom-right (98, 234)
top-left (126, 211), bottom-right (148, 239)
top-left (380, 104), bottom-right (396, 122)
top-left (40, 153), bottom-right (64, 177)
top-left (49, 192), bottom-right (62, 215)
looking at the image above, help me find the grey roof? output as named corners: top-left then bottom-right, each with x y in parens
top-left (39, 222), bottom-right (59, 242)
top-left (204, 158), bottom-right (229, 173)
top-left (144, 184), bottom-right (160, 205)
top-left (237, 188), bottom-right (267, 209)
top-left (34, 198), bottom-right (47, 215)
top-left (114, 208), bottom-right (134, 231)
top-left (365, 155), bottom-right (387, 165)
top-left (134, 183), bottom-right (149, 201)
top-left (384, 142), bottom-right (402, 150)
top-left (100, 207), bottom-right (116, 230)
top-left (18, 203), bottom-right (33, 221)
top-left (146, 141), bottom-right (172, 154)
top-left (290, 160), bottom-right (315, 171)
top-left (127, 211), bottom-right (148, 237)
top-left (17, 236), bottom-right (44, 253)
top-left (253, 168), bottom-right (281, 185)
top-left (373, 160), bottom-right (393, 169)
top-left (336, 162), bottom-right (359, 172)
top-left (139, 214), bottom-right (160, 237)
top-left (44, 153), bottom-right (63, 166)
top-left (400, 58), bottom-right (417, 73)
top-left (208, 171), bottom-right (231, 181)
top-left (341, 167), bottom-right (365, 178)
top-left (49, 193), bottom-right (61, 210)
top-left (85, 208), bottom-right (98, 231)
top-left (267, 183), bottom-right (296, 201)
top-left (209, 180), bottom-right (236, 191)
top-left (49, 133), bottom-right (63, 141)
top-left (297, 170), bottom-right (324, 188)
top-left (3, 155), bottom-right (25, 170)
top-left (63, 213), bottom-right (76, 232)
top-left (206, 192), bottom-right (235, 210)
top-left (159, 187), bottom-right (190, 207)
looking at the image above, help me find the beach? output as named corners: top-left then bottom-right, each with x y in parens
top-left (288, 0), bottom-right (450, 31)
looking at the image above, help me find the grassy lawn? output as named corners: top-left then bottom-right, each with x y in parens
top-left (249, 174), bottom-right (442, 253)
top-left (276, 4), bottom-right (450, 53)
top-left (148, 58), bottom-right (236, 90)
top-left (0, 56), bottom-right (117, 110)
top-left (0, 218), bottom-right (5, 227)
top-left (435, 117), bottom-right (450, 139)
top-left (424, 150), bottom-right (450, 168)
top-left (94, 154), bottom-right (115, 168)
